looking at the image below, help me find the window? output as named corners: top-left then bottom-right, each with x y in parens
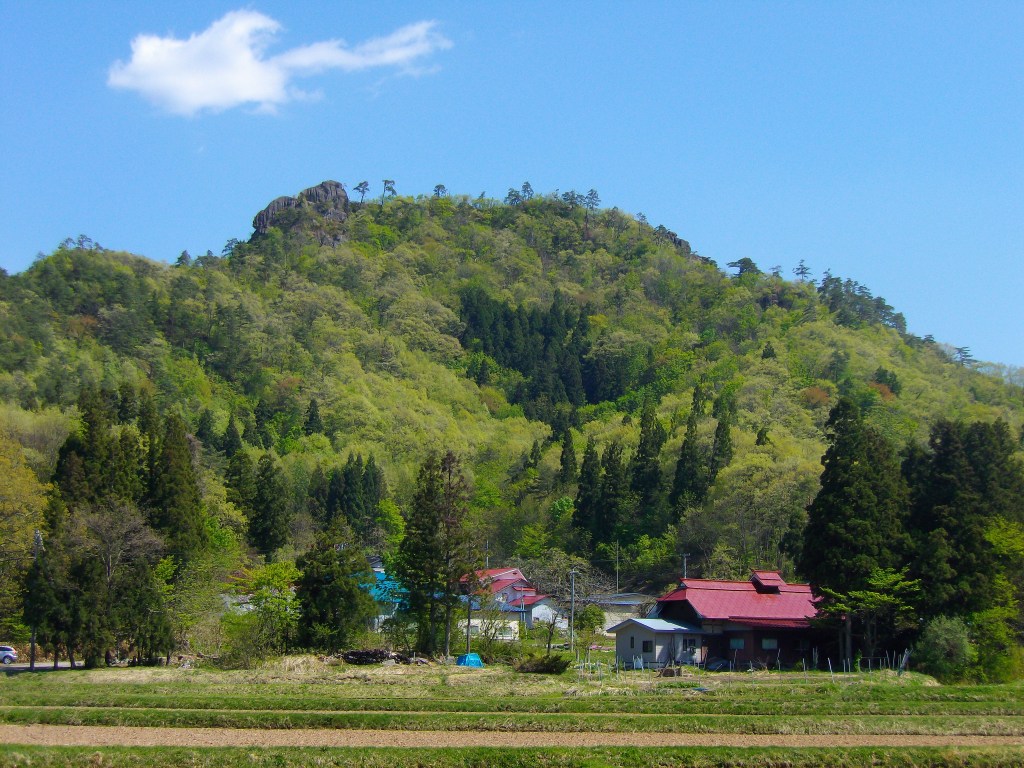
top-left (761, 638), bottom-right (778, 650)
top-left (630, 636), bottom-right (634, 649)
top-left (642, 640), bottom-right (654, 653)
top-left (729, 637), bottom-right (745, 650)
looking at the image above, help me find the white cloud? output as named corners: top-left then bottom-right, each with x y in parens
top-left (108, 10), bottom-right (452, 116)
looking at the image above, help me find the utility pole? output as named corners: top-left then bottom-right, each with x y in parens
top-left (682, 553), bottom-right (691, 580)
top-left (484, 539), bottom-right (490, 570)
top-left (30, 529), bottom-right (43, 672)
top-left (569, 568), bottom-right (578, 655)
top-left (615, 541), bottom-right (620, 594)
top-left (465, 591), bottom-right (473, 654)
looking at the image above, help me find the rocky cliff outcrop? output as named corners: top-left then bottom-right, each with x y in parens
top-left (252, 181), bottom-right (349, 241)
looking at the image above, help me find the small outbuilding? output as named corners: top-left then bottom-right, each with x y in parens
top-left (608, 617), bottom-right (704, 668)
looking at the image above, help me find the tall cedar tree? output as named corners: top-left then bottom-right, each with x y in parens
top-left (630, 402), bottom-right (667, 527)
top-left (296, 521), bottom-right (375, 653)
top-left (225, 449), bottom-right (257, 517)
top-left (597, 440), bottom-right (630, 545)
top-left (573, 437), bottom-right (601, 545)
top-left (221, 414), bottom-right (243, 458)
top-left (558, 428), bottom-right (578, 485)
top-left (137, 391), bottom-right (161, 495)
top-left (708, 388), bottom-right (737, 484)
top-left (670, 410), bottom-right (706, 508)
top-left (303, 398), bottom-right (324, 435)
top-left (341, 454), bottom-right (369, 536)
top-left (326, 466), bottom-right (346, 528)
top-left (248, 452), bottom-right (289, 558)
top-left (306, 463), bottom-right (330, 529)
top-left (195, 408), bottom-right (216, 449)
top-left (394, 451), bottom-right (474, 656)
top-left (800, 398), bottom-right (910, 591)
top-left (150, 412), bottom-right (206, 561)
top-left (906, 420), bottom-right (1001, 618)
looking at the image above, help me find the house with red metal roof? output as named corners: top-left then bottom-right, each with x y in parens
top-left (640, 570), bottom-right (820, 667)
top-left (464, 568), bottom-right (563, 630)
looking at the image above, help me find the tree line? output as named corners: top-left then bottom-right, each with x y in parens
top-left (800, 397), bottom-right (1024, 680)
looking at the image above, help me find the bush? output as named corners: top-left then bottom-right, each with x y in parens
top-left (914, 616), bottom-right (975, 682)
top-left (513, 652), bottom-right (572, 674)
top-left (968, 607), bottom-right (1024, 683)
top-left (476, 637), bottom-right (523, 665)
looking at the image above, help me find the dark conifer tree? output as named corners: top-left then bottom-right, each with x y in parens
top-left (249, 452), bottom-right (289, 558)
top-left (558, 428), bottom-right (578, 485)
top-left (573, 437), bottom-right (601, 544)
top-left (394, 451), bottom-right (474, 656)
top-left (117, 382), bottom-right (139, 422)
top-left (111, 428), bottom-right (145, 503)
top-left (630, 402), bottom-right (667, 525)
top-left (907, 420), bottom-right (999, 618)
top-left (598, 440), bottom-right (630, 545)
top-left (306, 463), bottom-right (330, 530)
top-left (221, 415), bottom-right (243, 458)
top-left (297, 521), bottom-right (375, 653)
top-left (254, 399), bottom-right (274, 448)
top-left (528, 440), bottom-right (543, 468)
top-left (303, 398), bottom-right (324, 436)
top-left (340, 454), bottom-right (368, 536)
top-left (150, 412), bottom-right (206, 561)
top-left (195, 408), bottom-right (217, 449)
top-left (225, 448), bottom-right (257, 517)
top-left (326, 466), bottom-right (346, 528)
top-left (241, 415), bottom-right (260, 447)
top-left (708, 414), bottom-right (733, 483)
top-left (670, 411), bottom-right (707, 509)
top-left (362, 455), bottom-right (386, 512)
top-left (136, 391), bottom-right (161, 500)
top-left (799, 398), bottom-right (909, 591)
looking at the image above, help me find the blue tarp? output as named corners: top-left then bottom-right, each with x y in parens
top-left (456, 653), bottom-right (484, 667)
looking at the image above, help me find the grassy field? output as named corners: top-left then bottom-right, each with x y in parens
top-left (1, 657), bottom-right (1022, 766)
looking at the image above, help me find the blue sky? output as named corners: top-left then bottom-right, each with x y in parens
top-left (3, 2), bottom-right (1022, 366)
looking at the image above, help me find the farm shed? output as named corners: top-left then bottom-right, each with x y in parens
top-left (608, 617), bottom-right (704, 668)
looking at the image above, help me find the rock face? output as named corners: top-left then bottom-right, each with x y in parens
top-left (253, 196), bottom-right (299, 235)
top-left (252, 180), bottom-right (350, 237)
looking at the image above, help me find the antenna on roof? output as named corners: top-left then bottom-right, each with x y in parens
top-left (682, 553), bottom-right (692, 580)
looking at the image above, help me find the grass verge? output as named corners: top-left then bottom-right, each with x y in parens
top-left (0, 706), bottom-right (1022, 735)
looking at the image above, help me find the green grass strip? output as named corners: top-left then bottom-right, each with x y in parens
top-left (1, 706), bottom-right (1022, 735)
top-left (1, 745), bottom-right (1024, 768)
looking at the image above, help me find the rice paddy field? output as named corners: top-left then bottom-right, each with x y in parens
top-left (1, 656), bottom-right (1022, 766)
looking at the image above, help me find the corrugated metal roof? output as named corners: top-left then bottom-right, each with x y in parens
top-left (608, 617), bottom-right (704, 634)
top-left (658, 572), bottom-right (816, 626)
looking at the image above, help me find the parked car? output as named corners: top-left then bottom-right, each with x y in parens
top-left (0, 646), bottom-right (17, 664)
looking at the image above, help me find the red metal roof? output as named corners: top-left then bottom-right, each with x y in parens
top-left (509, 594), bottom-right (549, 608)
top-left (657, 572), bottom-right (816, 628)
top-left (462, 568), bottom-right (530, 589)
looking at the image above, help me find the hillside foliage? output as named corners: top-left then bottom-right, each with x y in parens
top-left (1, 183), bottom-right (1022, 672)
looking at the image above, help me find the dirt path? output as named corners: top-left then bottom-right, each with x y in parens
top-left (1, 725), bottom-right (1023, 749)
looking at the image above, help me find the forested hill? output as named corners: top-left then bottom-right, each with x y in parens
top-left (1, 179), bottom-right (1022, 599)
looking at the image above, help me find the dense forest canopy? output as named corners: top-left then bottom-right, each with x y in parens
top-left (1, 180), bottom-right (1022, 675)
